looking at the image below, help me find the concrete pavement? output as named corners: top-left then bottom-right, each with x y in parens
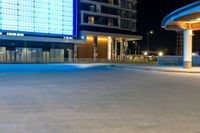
top-left (0, 64), bottom-right (200, 133)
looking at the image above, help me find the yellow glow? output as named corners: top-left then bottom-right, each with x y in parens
top-left (98, 36), bottom-right (108, 41)
top-left (86, 36), bottom-right (94, 41)
top-left (86, 36), bottom-right (94, 45)
top-left (186, 20), bottom-right (200, 24)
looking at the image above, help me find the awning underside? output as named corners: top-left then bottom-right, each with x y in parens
top-left (162, 1), bottom-right (200, 31)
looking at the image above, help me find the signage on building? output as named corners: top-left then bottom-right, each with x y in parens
top-left (0, 0), bottom-right (76, 37)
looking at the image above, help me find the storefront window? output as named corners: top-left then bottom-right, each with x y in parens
top-left (0, 47), bottom-right (6, 62)
top-left (50, 49), bottom-right (64, 63)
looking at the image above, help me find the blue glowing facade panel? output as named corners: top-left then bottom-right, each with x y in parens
top-left (0, 0), bottom-right (76, 36)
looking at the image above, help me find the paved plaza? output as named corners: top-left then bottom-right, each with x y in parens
top-left (0, 64), bottom-right (200, 133)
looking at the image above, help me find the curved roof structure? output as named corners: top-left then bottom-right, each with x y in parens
top-left (162, 1), bottom-right (200, 31)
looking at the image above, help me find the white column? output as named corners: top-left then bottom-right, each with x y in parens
top-left (111, 37), bottom-right (116, 61)
top-left (124, 41), bottom-right (128, 60)
top-left (107, 36), bottom-right (112, 60)
top-left (68, 49), bottom-right (73, 63)
top-left (120, 38), bottom-right (124, 61)
top-left (74, 44), bottom-right (78, 63)
top-left (183, 29), bottom-right (193, 69)
top-left (115, 38), bottom-right (118, 61)
top-left (93, 36), bottom-right (98, 62)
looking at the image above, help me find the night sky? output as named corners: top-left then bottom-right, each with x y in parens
top-left (136, 0), bottom-right (198, 54)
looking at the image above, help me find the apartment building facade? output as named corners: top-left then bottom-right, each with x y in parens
top-left (0, 0), bottom-right (141, 63)
top-left (77, 0), bottom-right (142, 61)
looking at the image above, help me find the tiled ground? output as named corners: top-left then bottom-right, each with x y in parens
top-left (0, 64), bottom-right (200, 133)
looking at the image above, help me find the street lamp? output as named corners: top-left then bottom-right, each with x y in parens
top-left (147, 30), bottom-right (154, 52)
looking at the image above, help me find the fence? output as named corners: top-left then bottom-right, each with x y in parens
top-left (158, 56), bottom-right (200, 66)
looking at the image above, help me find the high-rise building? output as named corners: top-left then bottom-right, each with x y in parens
top-left (0, 0), bottom-right (142, 63)
top-left (77, 0), bottom-right (142, 61)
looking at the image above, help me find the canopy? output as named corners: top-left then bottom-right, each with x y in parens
top-left (162, 1), bottom-right (200, 31)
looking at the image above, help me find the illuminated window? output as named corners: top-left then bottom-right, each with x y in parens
top-left (88, 16), bottom-right (95, 24)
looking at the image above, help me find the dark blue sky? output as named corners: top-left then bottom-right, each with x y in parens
top-left (136, 0), bottom-right (198, 54)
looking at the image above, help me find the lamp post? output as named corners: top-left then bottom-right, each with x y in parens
top-left (146, 30), bottom-right (154, 53)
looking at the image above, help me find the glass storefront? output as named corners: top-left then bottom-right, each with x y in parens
top-left (50, 49), bottom-right (64, 63)
top-left (6, 50), bottom-right (16, 63)
top-left (0, 47), bottom-right (6, 62)
top-left (16, 48), bottom-right (43, 63)
top-left (0, 47), bottom-right (66, 63)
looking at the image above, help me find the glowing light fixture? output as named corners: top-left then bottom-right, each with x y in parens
top-left (158, 52), bottom-right (163, 57)
top-left (144, 51), bottom-right (148, 56)
top-left (150, 30), bottom-right (154, 34)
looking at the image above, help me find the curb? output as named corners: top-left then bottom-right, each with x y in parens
top-left (113, 65), bottom-right (200, 74)
top-left (142, 67), bottom-right (200, 74)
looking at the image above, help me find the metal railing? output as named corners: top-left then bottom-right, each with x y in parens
top-left (158, 56), bottom-right (183, 66)
top-left (158, 56), bottom-right (200, 66)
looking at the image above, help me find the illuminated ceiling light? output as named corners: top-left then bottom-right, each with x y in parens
top-left (98, 37), bottom-right (108, 41)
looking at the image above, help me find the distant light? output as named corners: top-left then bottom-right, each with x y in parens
top-left (144, 51), bottom-right (148, 56)
top-left (150, 30), bottom-right (154, 34)
top-left (81, 36), bottom-right (85, 39)
top-left (64, 36), bottom-right (73, 40)
top-left (158, 52), bottom-right (163, 57)
top-left (192, 52), bottom-right (198, 56)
